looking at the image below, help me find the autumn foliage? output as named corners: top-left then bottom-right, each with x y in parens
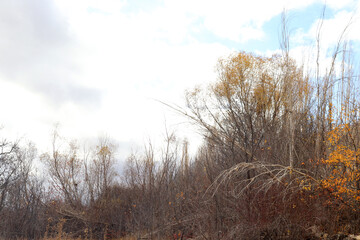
top-left (321, 111), bottom-right (360, 211)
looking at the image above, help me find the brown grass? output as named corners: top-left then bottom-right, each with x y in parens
top-left (41, 236), bottom-right (138, 240)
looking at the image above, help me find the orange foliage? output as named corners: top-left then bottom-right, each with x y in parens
top-left (321, 121), bottom-right (360, 210)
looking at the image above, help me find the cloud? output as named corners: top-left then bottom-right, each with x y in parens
top-left (0, 0), bottom-right (102, 107)
top-left (287, 6), bottom-right (360, 76)
top-left (307, 10), bottom-right (360, 47)
top-left (1, 0), bottom-right (358, 160)
top-left (161, 0), bottom-right (319, 43)
top-left (326, 0), bottom-right (357, 10)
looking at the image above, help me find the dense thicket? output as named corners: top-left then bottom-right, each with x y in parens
top-left (1, 13), bottom-right (360, 240)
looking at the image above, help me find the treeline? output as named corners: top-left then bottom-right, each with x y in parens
top-left (2, 16), bottom-right (360, 240)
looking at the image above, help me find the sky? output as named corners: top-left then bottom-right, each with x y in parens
top-left (0, 0), bottom-right (359, 161)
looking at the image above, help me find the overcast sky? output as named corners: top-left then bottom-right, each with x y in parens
top-left (0, 0), bottom-right (359, 160)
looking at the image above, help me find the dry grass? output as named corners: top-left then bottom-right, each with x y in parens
top-left (41, 236), bottom-right (138, 240)
top-left (39, 216), bottom-right (140, 240)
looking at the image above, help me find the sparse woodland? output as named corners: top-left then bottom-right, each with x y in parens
top-left (2, 11), bottom-right (360, 240)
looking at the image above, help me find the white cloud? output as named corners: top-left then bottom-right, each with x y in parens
top-left (326, 0), bottom-right (357, 10)
top-left (1, 0), bottom-right (359, 160)
top-left (252, 0), bottom-right (358, 80)
top-left (162, 0), bottom-right (319, 42)
top-left (307, 10), bottom-right (360, 48)
top-left (0, 0), bottom-right (102, 107)
top-left (0, 0), bottom-right (233, 157)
